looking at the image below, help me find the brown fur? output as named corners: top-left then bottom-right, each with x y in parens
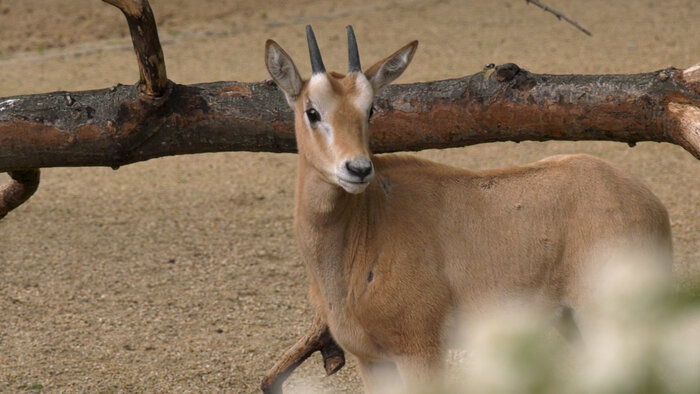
top-left (266, 39), bottom-right (673, 392)
top-left (297, 151), bottom-right (672, 388)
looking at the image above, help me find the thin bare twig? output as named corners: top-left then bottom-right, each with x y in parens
top-left (526, 0), bottom-right (592, 36)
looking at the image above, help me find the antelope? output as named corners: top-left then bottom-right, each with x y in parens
top-left (264, 25), bottom-right (673, 391)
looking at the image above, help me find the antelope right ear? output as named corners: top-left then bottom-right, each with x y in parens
top-left (265, 40), bottom-right (303, 107)
top-left (365, 40), bottom-right (418, 94)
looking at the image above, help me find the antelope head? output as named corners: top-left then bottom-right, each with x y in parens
top-left (265, 26), bottom-right (418, 194)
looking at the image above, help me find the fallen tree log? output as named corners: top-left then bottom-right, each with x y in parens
top-left (1, 63), bottom-right (700, 173)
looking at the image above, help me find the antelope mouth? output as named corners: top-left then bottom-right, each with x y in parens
top-left (337, 176), bottom-right (372, 193)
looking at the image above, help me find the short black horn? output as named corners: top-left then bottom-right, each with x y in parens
top-left (306, 25), bottom-right (326, 74)
top-left (346, 25), bottom-right (361, 73)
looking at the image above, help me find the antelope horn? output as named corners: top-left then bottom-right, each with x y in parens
top-left (306, 25), bottom-right (326, 74)
top-left (347, 25), bottom-right (361, 73)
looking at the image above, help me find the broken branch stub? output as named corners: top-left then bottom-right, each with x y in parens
top-left (684, 62), bottom-right (700, 84)
top-left (0, 169), bottom-right (40, 219)
top-left (102, 0), bottom-right (168, 97)
top-left (260, 314), bottom-right (345, 394)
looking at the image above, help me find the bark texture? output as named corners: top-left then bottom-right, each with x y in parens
top-left (2, 64), bottom-right (700, 172)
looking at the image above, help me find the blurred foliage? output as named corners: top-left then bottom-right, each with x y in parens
top-left (407, 262), bottom-right (700, 394)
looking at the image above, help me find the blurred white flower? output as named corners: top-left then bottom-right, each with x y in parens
top-left (395, 247), bottom-right (699, 394)
top-left (582, 247), bottom-right (673, 327)
top-left (456, 302), bottom-right (564, 394)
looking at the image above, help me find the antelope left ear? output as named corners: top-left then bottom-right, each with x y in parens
top-left (265, 39), bottom-right (303, 107)
top-left (364, 40), bottom-right (418, 94)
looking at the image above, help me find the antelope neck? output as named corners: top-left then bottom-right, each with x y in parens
top-left (294, 154), bottom-right (381, 304)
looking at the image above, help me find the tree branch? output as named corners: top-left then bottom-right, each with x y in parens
top-left (525, 0), bottom-right (592, 36)
top-left (260, 314), bottom-right (345, 394)
top-left (102, 0), bottom-right (168, 97)
top-left (0, 169), bottom-right (40, 219)
top-left (0, 0), bottom-right (168, 221)
top-left (1, 63), bottom-right (700, 172)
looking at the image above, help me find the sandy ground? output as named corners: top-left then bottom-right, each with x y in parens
top-left (1, 0), bottom-right (699, 392)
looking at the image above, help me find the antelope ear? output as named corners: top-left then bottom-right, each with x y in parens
top-left (364, 40), bottom-right (418, 94)
top-left (265, 39), bottom-right (303, 106)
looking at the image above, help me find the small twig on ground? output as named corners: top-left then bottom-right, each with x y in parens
top-left (526, 0), bottom-right (592, 36)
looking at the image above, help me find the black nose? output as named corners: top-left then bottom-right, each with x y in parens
top-left (346, 159), bottom-right (373, 179)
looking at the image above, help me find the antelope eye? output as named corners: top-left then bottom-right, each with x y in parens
top-left (305, 108), bottom-right (321, 123)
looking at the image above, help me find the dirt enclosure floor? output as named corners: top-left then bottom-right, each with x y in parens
top-left (1, 0), bottom-right (699, 392)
